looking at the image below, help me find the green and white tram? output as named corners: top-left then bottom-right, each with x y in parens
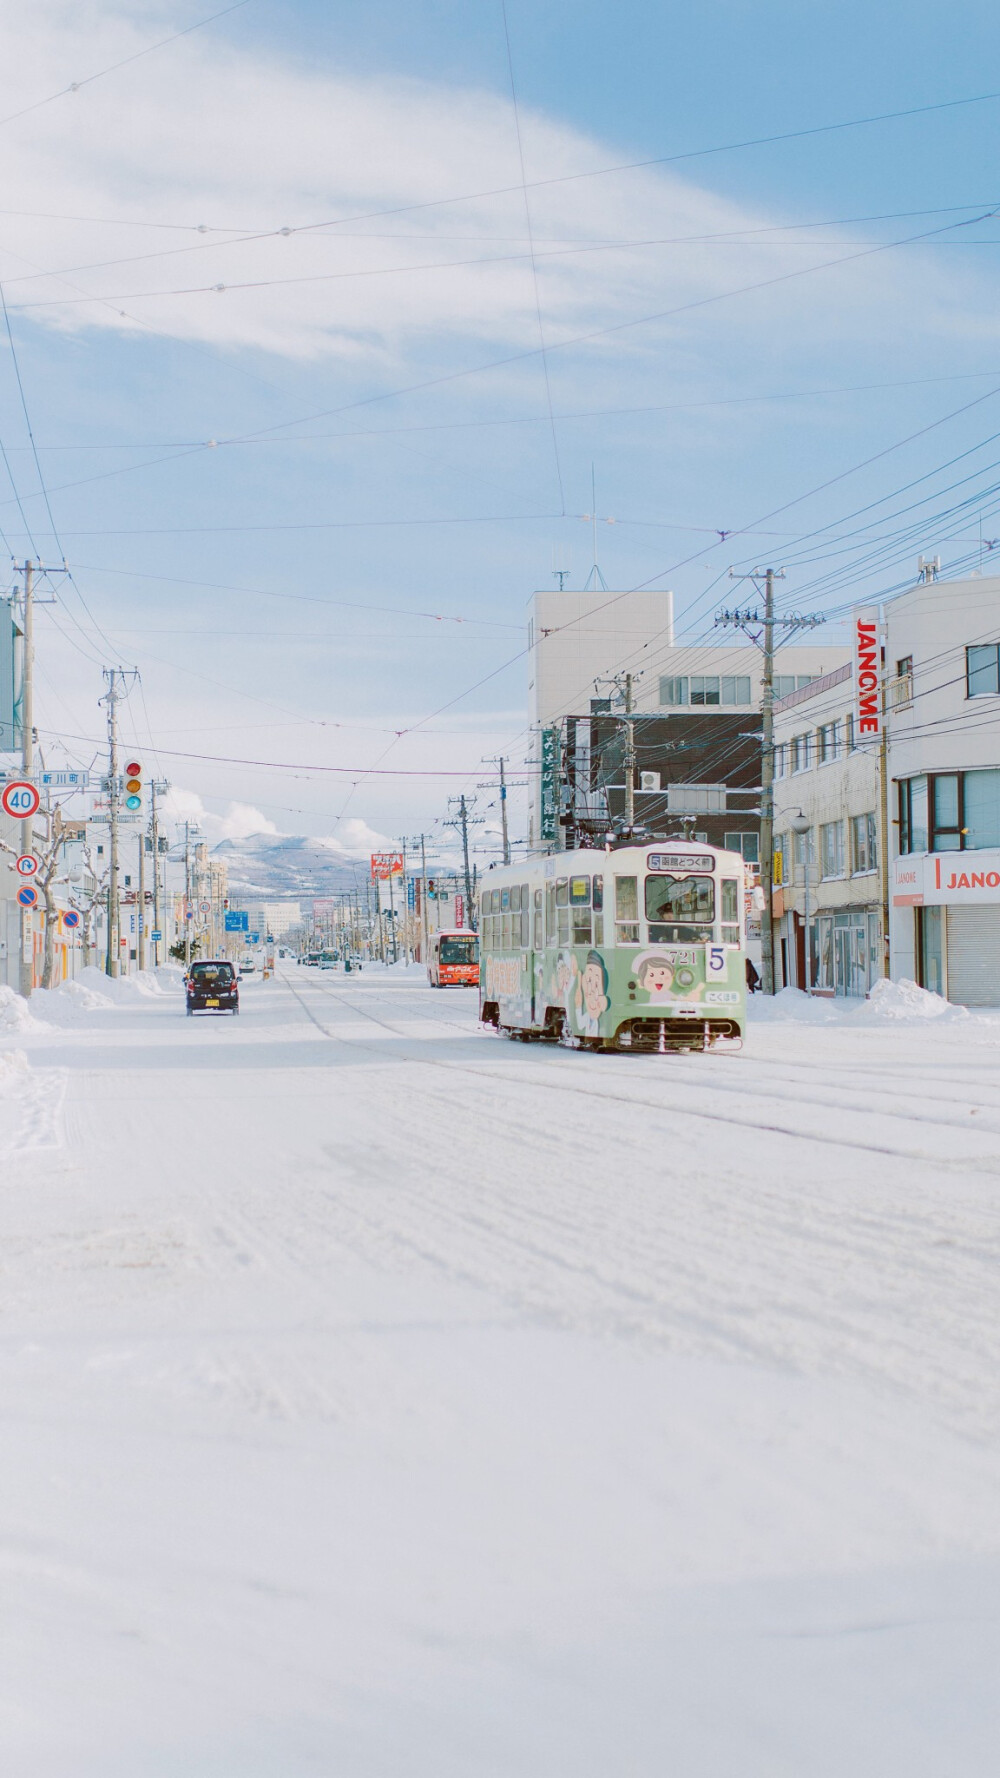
top-left (479, 842), bottom-right (748, 1051)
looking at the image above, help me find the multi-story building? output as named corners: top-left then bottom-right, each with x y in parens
top-left (528, 584), bottom-right (847, 854)
top-left (886, 572), bottom-right (1000, 1005)
top-left (771, 667), bottom-right (883, 996)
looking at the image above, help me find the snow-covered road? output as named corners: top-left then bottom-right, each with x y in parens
top-left (1, 965), bottom-right (998, 1774)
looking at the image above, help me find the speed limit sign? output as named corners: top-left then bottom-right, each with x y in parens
top-left (1, 780), bottom-right (40, 819)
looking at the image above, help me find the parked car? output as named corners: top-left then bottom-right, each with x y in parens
top-left (186, 959), bottom-right (239, 1016)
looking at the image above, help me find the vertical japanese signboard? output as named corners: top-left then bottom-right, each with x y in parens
top-left (540, 725), bottom-right (559, 843)
top-left (853, 608), bottom-right (881, 739)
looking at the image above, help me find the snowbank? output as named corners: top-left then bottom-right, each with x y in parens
top-left (0, 985), bottom-right (50, 1034)
top-left (750, 978), bottom-right (996, 1028)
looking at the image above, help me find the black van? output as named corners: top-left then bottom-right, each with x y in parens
top-left (186, 960), bottom-right (239, 1015)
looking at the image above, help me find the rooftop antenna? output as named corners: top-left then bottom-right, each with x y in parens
top-left (583, 464), bottom-right (608, 591)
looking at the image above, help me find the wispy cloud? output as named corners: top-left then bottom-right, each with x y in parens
top-left (1, 2), bottom-right (990, 368)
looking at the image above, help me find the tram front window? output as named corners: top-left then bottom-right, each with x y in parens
top-left (645, 874), bottom-right (715, 943)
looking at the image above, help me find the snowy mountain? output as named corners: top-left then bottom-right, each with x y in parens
top-left (212, 832), bottom-right (372, 902)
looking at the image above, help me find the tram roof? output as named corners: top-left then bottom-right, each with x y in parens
top-left (482, 842), bottom-right (746, 881)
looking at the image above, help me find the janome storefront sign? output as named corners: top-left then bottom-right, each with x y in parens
top-left (892, 849), bottom-right (1000, 907)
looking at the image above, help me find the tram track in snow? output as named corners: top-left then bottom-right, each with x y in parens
top-left (282, 972), bottom-right (1000, 1176)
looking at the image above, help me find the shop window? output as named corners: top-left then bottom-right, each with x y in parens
top-left (967, 644), bottom-right (1000, 697)
top-left (820, 820), bottom-right (845, 879)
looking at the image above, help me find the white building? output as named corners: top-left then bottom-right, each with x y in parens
top-left (885, 573), bottom-right (1000, 1005)
top-left (528, 585), bottom-right (848, 845)
top-left (772, 667), bottom-right (883, 996)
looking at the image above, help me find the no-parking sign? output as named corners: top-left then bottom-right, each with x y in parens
top-left (63, 909), bottom-right (81, 930)
top-left (16, 883), bottom-right (38, 908)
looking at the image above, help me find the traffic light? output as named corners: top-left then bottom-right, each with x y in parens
top-left (124, 759), bottom-right (142, 811)
top-left (427, 878), bottom-right (436, 898)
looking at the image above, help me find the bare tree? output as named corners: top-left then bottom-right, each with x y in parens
top-left (0, 802), bottom-right (73, 990)
top-left (70, 841), bottom-right (110, 967)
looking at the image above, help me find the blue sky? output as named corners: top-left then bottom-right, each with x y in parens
top-left (2, 0), bottom-right (999, 856)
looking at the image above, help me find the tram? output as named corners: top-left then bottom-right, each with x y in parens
top-left (478, 841), bottom-right (748, 1051)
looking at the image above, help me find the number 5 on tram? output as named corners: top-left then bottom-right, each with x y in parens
top-left (478, 843), bottom-right (747, 1051)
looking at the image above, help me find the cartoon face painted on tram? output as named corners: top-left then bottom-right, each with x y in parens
top-left (631, 949), bottom-right (704, 1003)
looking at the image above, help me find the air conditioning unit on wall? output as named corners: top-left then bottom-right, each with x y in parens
top-left (639, 771), bottom-right (661, 793)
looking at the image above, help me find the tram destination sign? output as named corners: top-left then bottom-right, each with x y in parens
top-left (647, 852), bottom-right (715, 873)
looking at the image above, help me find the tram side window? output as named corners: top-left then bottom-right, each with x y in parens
top-left (593, 873), bottom-right (604, 944)
top-left (615, 875), bottom-right (640, 945)
top-left (510, 884), bottom-right (520, 913)
top-left (721, 877), bottom-right (741, 946)
top-left (533, 887), bottom-right (543, 950)
top-left (545, 882), bottom-right (556, 945)
top-left (555, 877), bottom-right (570, 945)
top-left (521, 888), bottom-right (530, 947)
top-left (570, 875), bottom-right (591, 945)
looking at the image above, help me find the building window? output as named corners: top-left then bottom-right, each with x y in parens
top-left (931, 775), bottom-right (961, 851)
top-left (851, 812), bottom-right (878, 873)
top-left (817, 721), bottom-right (841, 764)
top-left (967, 644), bottom-right (1000, 697)
top-left (964, 769), bottom-right (1000, 848)
top-left (774, 742), bottom-right (786, 778)
top-left (899, 769), bottom-right (1000, 853)
top-left (774, 675), bottom-right (796, 700)
top-left (791, 733), bottom-right (810, 772)
top-left (724, 831), bottom-right (759, 864)
top-left (721, 675), bottom-right (752, 705)
top-left (898, 776), bottom-right (928, 854)
top-left (820, 820), bottom-right (845, 879)
top-left (660, 676), bottom-right (688, 706)
top-left (690, 676), bottom-right (720, 705)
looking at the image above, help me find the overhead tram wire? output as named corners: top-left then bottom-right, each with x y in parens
top-left (500, 0), bottom-right (564, 515)
top-left (14, 200), bottom-right (998, 319)
top-left (0, 0), bottom-right (256, 130)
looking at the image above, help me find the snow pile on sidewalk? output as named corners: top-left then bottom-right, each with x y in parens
top-left (748, 987), bottom-right (843, 1024)
top-left (0, 1045), bottom-right (29, 1084)
top-left (857, 977), bottom-right (972, 1023)
top-left (0, 985), bottom-right (49, 1034)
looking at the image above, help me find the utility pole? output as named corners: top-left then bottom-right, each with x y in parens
top-left (149, 780), bottom-right (167, 968)
top-left (497, 756), bottom-right (511, 864)
top-left (717, 571), bottom-right (824, 996)
top-left (445, 795), bottom-right (481, 928)
top-left (101, 667), bottom-right (124, 979)
top-left (18, 561), bottom-right (34, 996)
top-left (184, 820), bottom-right (193, 969)
top-left (595, 670), bottom-right (641, 838)
top-left (137, 824), bottom-right (146, 971)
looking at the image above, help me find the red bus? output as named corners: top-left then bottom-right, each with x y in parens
top-left (427, 928), bottom-right (479, 988)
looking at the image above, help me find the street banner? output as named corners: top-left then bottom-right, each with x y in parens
top-left (540, 725), bottom-right (559, 842)
top-left (370, 851), bottom-right (403, 880)
top-left (406, 876), bottom-right (415, 910)
top-left (853, 608), bottom-right (881, 738)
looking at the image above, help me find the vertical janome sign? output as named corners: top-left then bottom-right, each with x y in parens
top-left (853, 608), bottom-right (881, 738)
